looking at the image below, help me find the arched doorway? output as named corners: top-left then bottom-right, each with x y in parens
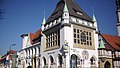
top-left (58, 54), bottom-right (63, 67)
top-left (34, 56), bottom-right (36, 68)
top-left (104, 61), bottom-right (111, 68)
top-left (71, 54), bottom-right (77, 68)
top-left (50, 55), bottom-right (54, 67)
top-left (43, 57), bottom-right (47, 67)
top-left (90, 57), bottom-right (95, 65)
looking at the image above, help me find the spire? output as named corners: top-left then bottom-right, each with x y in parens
top-left (42, 11), bottom-right (46, 25)
top-left (93, 13), bottom-right (97, 22)
top-left (92, 7), bottom-right (99, 32)
top-left (42, 17), bottom-right (46, 25)
top-left (63, 1), bottom-right (68, 12)
top-left (41, 11), bottom-right (46, 31)
top-left (99, 40), bottom-right (105, 48)
top-left (92, 7), bottom-right (96, 22)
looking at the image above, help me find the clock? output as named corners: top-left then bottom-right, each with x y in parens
top-left (82, 50), bottom-right (89, 60)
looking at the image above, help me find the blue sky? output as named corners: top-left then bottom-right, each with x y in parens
top-left (0, 0), bottom-right (117, 55)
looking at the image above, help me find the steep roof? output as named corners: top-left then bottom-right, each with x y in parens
top-left (101, 34), bottom-right (120, 50)
top-left (46, 0), bottom-right (93, 25)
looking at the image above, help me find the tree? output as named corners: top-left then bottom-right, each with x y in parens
top-left (0, 0), bottom-right (4, 20)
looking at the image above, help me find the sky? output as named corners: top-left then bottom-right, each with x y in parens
top-left (0, 0), bottom-right (117, 55)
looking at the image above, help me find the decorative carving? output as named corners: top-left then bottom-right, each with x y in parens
top-left (82, 50), bottom-right (89, 60)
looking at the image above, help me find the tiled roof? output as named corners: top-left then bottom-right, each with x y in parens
top-left (0, 54), bottom-right (7, 61)
top-left (0, 50), bottom-right (16, 61)
top-left (30, 29), bottom-right (42, 44)
top-left (46, 0), bottom-right (93, 25)
top-left (101, 34), bottom-right (120, 50)
top-left (104, 44), bottom-right (113, 50)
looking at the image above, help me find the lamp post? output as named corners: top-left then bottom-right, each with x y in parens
top-left (10, 44), bottom-right (16, 51)
top-left (9, 44), bottom-right (16, 68)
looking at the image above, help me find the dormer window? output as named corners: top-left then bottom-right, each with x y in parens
top-left (46, 30), bottom-right (60, 49)
top-left (77, 12), bottom-right (83, 16)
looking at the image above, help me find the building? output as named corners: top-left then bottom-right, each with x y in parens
top-left (16, 0), bottom-right (120, 68)
top-left (12, 52), bottom-right (18, 68)
top-left (0, 50), bottom-right (16, 68)
top-left (17, 29), bottom-right (41, 68)
top-left (97, 0), bottom-right (120, 68)
top-left (18, 0), bottom-right (99, 68)
top-left (98, 33), bottom-right (120, 68)
top-left (116, 0), bottom-right (120, 36)
top-left (40, 0), bottom-right (99, 68)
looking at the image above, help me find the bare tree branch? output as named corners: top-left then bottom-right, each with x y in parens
top-left (0, 0), bottom-right (4, 20)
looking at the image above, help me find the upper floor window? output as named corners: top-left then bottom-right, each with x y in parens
top-left (46, 30), bottom-right (60, 49)
top-left (81, 32), bottom-right (86, 44)
top-left (73, 28), bottom-right (92, 46)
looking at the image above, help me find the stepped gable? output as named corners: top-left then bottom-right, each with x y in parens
top-left (46, 0), bottom-right (93, 26)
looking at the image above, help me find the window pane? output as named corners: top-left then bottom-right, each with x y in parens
top-left (77, 29), bottom-right (79, 33)
top-left (74, 39), bottom-right (76, 43)
top-left (78, 40), bottom-right (80, 44)
top-left (74, 29), bottom-right (76, 33)
top-left (77, 35), bottom-right (79, 38)
top-left (74, 34), bottom-right (76, 38)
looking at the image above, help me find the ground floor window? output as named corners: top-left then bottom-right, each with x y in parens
top-left (71, 54), bottom-right (81, 68)
top-left (114, 61), bottom-right (120, 68)
top-left (58, 54), bottom-right (62, 67)
top-left (104, 61), bottom-right (111, 68)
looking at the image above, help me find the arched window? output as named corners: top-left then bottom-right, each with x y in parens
top-left (43, 57), bottom-right (46, 66)
top-left (50, 55), bottom-right (54, 65)
top-left (90, 57), bottom-right (95, 65)
top-left (58, 54), bottom-right (62, 67)
top-left (104, 61), bottom-right (111, 68)
top-left (81, 32), bottom-right (86, 44)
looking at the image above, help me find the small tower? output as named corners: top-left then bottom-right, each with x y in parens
top-left (93, 10), bottom-right (98, 32)
top-left (62, 1), bottom-right (69, 24)
top-left (41, 12), bottom-right (46, 31)
top-left (116, 0), bottom-right (120, 36)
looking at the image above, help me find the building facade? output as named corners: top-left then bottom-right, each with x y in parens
top-left (40, 0), bottom-right (99, 68)
top-left (0, 50), bottom-right (16, 68)
top-left (98, 1), bottom-right (120, 68)
top-left (17, 30), bottom-right (41, 68)
top-left (98, 33), bottom-right (120, 68)
top-left (18, 0), bottom-right (99, 68)
top-left (16, 0), bottom-right (120, 68)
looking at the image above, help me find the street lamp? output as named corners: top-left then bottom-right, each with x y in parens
top-left (10, 44), bottom-right (16, 51)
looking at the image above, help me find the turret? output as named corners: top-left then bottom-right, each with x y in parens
top-left (41, 15), bottom-right (46, 31)
top-left (116, 0), bottom-right (120, 36)
top-left (62, 2), bottom-right (69, 24)
top-left (92, 11), bottom-right (98, 32)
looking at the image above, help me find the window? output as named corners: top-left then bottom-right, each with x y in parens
top-left (46, 30), bottom-right (60, 48)
top-left (90, 57), bottom-right (95, 65)
top-left (73, 28), bottom-right (92, 46)
top-left (81, 32), bottom-right (86, 44)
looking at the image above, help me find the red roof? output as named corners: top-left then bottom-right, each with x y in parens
top-left (0, 50), bottom-right (16, 61)
top-left (30, 29), bottom-right (42, 44)
top-left (104, 44), bottom-right (113, 50)
top-left (101, 34), bottom-right (120, 50)
top-left (9, 50), bottom-right (16, 60)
